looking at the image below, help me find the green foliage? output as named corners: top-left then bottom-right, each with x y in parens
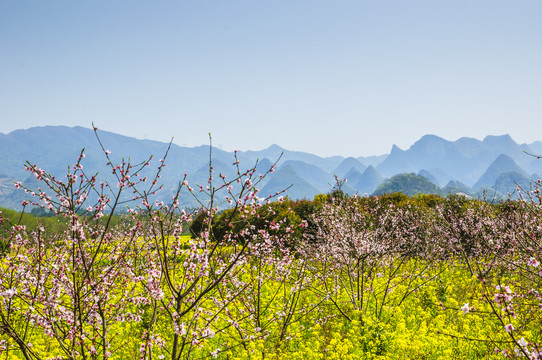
top-left (411, 193), bottom-right (445, 208)
top-left (0, 207), bottom-right (139, 256)
top-left (189, 198), bottom-right (323, 248)
top-left (373, 173), bottom-right (441, 196)
top-left (0, 207), bottom-right (68, 253)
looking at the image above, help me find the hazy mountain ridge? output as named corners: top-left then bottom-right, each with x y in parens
top-left (333, 157), bottom-right (367, 178)
top-left (0, 126), bottom-right (541, 209)
top-left (377, 134), bottom-right (540, 186)
top-left (473, 154), bottom-right (528, 190)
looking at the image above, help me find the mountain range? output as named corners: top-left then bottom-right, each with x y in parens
top-left (1, 126), bottom-right (541, 210)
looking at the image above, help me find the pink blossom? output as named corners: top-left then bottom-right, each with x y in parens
top-left (528, 257), bottom-right (540, 268)
top-left (1, 288), bottom-right (17, 299)
top-left (210, 348), bottom-right (220, 358)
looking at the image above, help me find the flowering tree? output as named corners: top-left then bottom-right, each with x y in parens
top-left (131, 140), bottom-right (301, 359)
top-left (436, 191), bottom-right (542, 358)
top-left (0, 128), bottom-right (287, 359)
top-left (302, 193), bottom-right (440, 327)
top-left (0, 136), bottom-right (156, 358)
top-left (478, 194), bottom-right (542, 358)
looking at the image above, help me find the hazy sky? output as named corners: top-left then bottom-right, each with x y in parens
top-left (1, 1), bottom-right (541, 157)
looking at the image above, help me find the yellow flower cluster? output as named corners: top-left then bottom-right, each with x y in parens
top-left (1, 256), bottom-right (539, 359)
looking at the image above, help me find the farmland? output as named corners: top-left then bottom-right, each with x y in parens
top-left (0, 142), bottom-right (541, 359)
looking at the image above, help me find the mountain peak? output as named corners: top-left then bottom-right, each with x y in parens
top-left (345, 165), bottom-right (383, 195)
top-left (266, 144), bottom-right (284, 151)
top-left (417, 134), bottom-right (446, 143)
top-left (482, 134), bottom-right (516, 149)
top-left (483, 134), bottom-right (513, 142)
top-left (410, 134), bottom-right (450, 152)
top-left (344, 167), bottom-right (363, 180)
top-left (333, 157), bottom-right (367, 178)
top-left (473, 153), bottom-right (527, 189)
top-left (494, 153), bottom-right (514, 163)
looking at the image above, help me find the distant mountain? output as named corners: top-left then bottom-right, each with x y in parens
top-left (418, 170), bottom-right (440, 186)
top-left (483, 134), bottom-right (521, 154)
top-left (484, 135), bottom-right (538, 173)
top-left (528, 141), bottom-right (542, 156)
top-left (381, 135), bottom-right (482, 184)
top-left (357, 154), bottom-right (387, 167)
top-left (528, 158), bottom-right (542, 175)
top-left (0, 125), bottom-right (240, 181)
top-left (375, 134), bottom-right (538, 186)
top-left (408, 135), bottom-right (468, 171)
top-left (377, 145), bottom-right (417, 177)
top-left (337, 182), bottom-right (360, 196)
top-left (333, 157), bottom-right (367, 178)
top-left (453, 134), bottom-right (527, 163)
top-left (240, 144), bottom-right (342, 173)
top-left (343, 168), bottom-right (363, 185)
top-left (347, 166), bottom-right (384, 195)
top-left (373, 173), bottom-right (440, 196)
top-left (2, 126), bottom-right (542, 210)
top-left (418, 168), bottom-right (453, 187)
top-left (454, 137), bottom-right (487, 158)
top-left (259, 164), bottom-right (320, 200)
top-left (441, 180), bottom-right (473, 196)
top-left (0, 176), bottom-right (26, 209)
top-left (493, 171), bottom-right (532, 194)
top-left (473, 154), bottom-right (528, 189)
top-left (279, 160), bottom-right (334, 193)
top-left (0, 126), bottom-right (279, 209)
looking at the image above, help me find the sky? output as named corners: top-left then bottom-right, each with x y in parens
top-left (1, 1), bottom-right (541, 157)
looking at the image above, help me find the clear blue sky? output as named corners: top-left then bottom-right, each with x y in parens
top-left (1, 1), bottom-right (541, 157)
